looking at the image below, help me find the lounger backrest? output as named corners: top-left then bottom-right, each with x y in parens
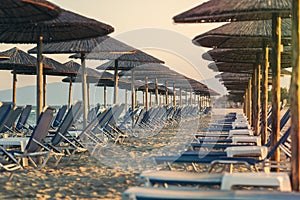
top-left (52, 105), bottom-right (68, 128)
top-left (0, 104), bottom-right (16, 132)
top-left (16, 105), bottom-right (32, 131)
top-left (105, 104), bottom-right (125, 129)
top-left (1, 106), bottom-right (23, 132)
top-left (25, 107), bottom-right (55, 153)
top-left (92, 107), bottom-right (112, 133)
top-left (265, 127), bottom-right (291, 160)
top-left (51, 101), bottom-right (82, 145)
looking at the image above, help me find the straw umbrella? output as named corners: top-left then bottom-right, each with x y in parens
top-left (194, 20), bottom-right (291, 169)
top-left (0, 47), bottom-right (56, 106)
top-left (95, 56), bottom-right (164, 114)
top-left (0, 8), bottom-right (114, 122)
top-left (117, 66), bottom-right (184, 108)
top-left (204, 47), bottom-right (292, 136)
top-left (174, 0), bottom-right (294, 173)
top-left (62, 67), bottom-right (114, 109)
top-left (0, 0), bottom-right (61, 24)
top-left (13, 55), bottom-right (77, 106)
top-left (28, 36), bottom-right (139, 128)
top-left (74, 49), bottom-right (164, 105)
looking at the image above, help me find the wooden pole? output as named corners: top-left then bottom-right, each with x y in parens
top-left (103, 85), bottom-right (107, 108)
top-left (80, 53), bottom-right (88, 129)
top-left (248, 78), bottom-right (252, 125)
top-left (256, 62), bottom-right (261, 136)
top-left (145, 76), bottom-right (149, 110)
top-left (131, 70), bottom-right (135, 111)
top-left (125, 89), bottom-right (128, 111)
top-left (165, 81), bottom-right (168, 106)
top-left (113, 60), bottom-right (119, 104)
top-left (179, 87), bottom-right (182, 107)
top-left (36, 35), bottom-right (43, 122)
top-left (190, 89), bottom-right (193, 105)
top-left (244, 90), bottom-right (247, 118)
top-left (43, 74), bottom-right (46, 108)
top-left (87, 81), bottom-right (90, 110)
top-left (290, 0), bottom-right (300, 191)
top-left (155, 77), bottom-right (159, 105)
top-left (173, 84), bottom-right (176, 107)
top-left (252, 70), bottom-right (257, 129)
top-left (68, 77), bottom-right (73, 108)
top-left (261, 43), bottom-right (269, 145)
top-left (12, 70), bottom-right (17, 106)
top-left (271, 14), bottom-right (281, 167)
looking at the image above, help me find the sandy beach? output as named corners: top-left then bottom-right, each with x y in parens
top-left (0, 113), bottom-right (212, 199)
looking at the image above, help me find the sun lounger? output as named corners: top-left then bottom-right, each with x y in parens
top-left (154, 127), bottom-right (291, 172)
top-left (51, 105), bottom-right (67, 129)
top-left (122, 187), bottom-right (300, 200)
top-left (3, 107), bottom-right (56, 169)
top-left (15, 105), bottom-right (32, 133)
top-left (138, 170), bottom-right (291, 192)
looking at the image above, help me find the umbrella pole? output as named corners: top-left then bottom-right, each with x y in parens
top-left (290, 0), bottom-right (300, 191)
top-left (190, 89), bottom-right (193, 105)
top-left (131, 70), bottom-right (135, 111)
top-left (135, 89), bottom-right (138, 107)
top-left (103, 85), bottom-right (107, 108)
top-left (80, 53), bottom-right (88, 129)
top-left (252, 71), bottom-right (256, 129)
top-left (12, 70), bottom-right (17, 106)
top-left (271, 14), bottom-right (281, 168)
top-left (113, 60), bottom-right (119, 104)
top-left (155, 77), bottom-right (158, 106)
top-left (145, 76), bottom-right (149, 110)
top-left (87, 82), bottom-right (90, 111)
top-left (173, 84), bottom-right (176, 107)
top-left (43, 75), bottom-right (46, 107)
top-left (36, 35), bottom-right (43, 122)
top-left (165, 81), bottom-right (168, 106)
top-left (68, 77), bottom-right (73, 108)
top-left (185, 90), bottom-right (188, 106)
top-left (125, 89), bottom-right (128, 111)
top-left (179, 87), bottom-right (182, 107)
top-left (255, 59), bottom-right (261, 136)
top-left (248, 78), bottom-right (252, 125)
top-left (261, 43), bottom-right (269, 145)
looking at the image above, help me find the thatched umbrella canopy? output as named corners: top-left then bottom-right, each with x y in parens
top-left (193, 19), bottom-right (291, 48)
top-left (97, 61), bottom-right (166, 110)
top-left (62, 67), bottom-right (113, 108)
top-left (173, 0), bottom-right (291, 23)
top-left (0, 8), bottom-right (114, 124)
top-left (203, 48), bottom-right (292, 66)
top-left (0, 47), bottom-right (55, 105)
top-left (85, 50), bottom-right (164, 107)
top-left (117, 66), bottom-right (186, 107)
top-left (13, 56), bottom-right (75, 107)
top-left (0, 0), bottom-right (61, 24)
top-left (208, 62), bottom-right (254, 74)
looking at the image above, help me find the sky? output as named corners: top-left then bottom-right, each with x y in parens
top-left (0, 0), bottom-right (291, 96)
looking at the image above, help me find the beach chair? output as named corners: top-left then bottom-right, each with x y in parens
top-left (122, 187), bottom-right (300, 200)
top-left (51, 105), bottom-right (67, 129)
top-left (0, 103), bottom-right (14, 132)
top-left (14, 105), bottom-right (33, 133)
top-left (5, 107), bottom-right (56, 169)
top-left (0, 145), bottom-right (22, 181)
top-left (138, 170), bottom-right (291, 191)
top-left (0, 106), bottom-right (23, 134)
top-left (192, 108), bottom-right (290, 146)
top-left (154, 127), bottom-right (291, 173)
top-left (47, 101), bottom-right (86, 162)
